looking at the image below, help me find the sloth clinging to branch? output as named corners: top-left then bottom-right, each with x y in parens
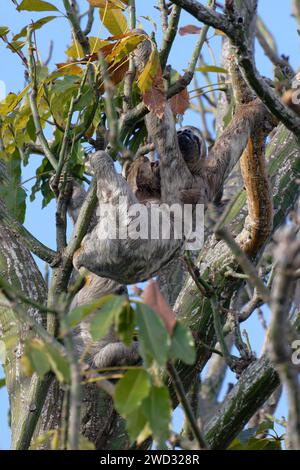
top-left (72, 34), bottom-right (272, 285)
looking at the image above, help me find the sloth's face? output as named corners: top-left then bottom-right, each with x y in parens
top-left (138, 158), bottom-right (161, 193)
top-left (127, 156), bottom-right (161, 200)
top-left (177, 127), bottom-right (204, 162)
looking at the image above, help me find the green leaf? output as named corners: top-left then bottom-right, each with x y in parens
top-left (135, 303), bottom-right (169, 367)
top-left (24, 339), bottom-right (50, 378)
top-left (114, 369), bottom-right (150, 417)
top-left (28, 348), bottom-right (51, 377)
top-left (66, 294), bottom-right (114, 329)
top-left (24, 339), bottom-right (70, 383)
top-left (195, 66), bottom-right (228, 74)
top-left (246, 437), bottom-right (282, 450)
top-left (30, 156), bottom-right (54, 208)
top-left (7, 40), bottom-right (27, 52)
top-left (13, 16), bottom-right (57, 42)
top-left (115, 302), bottom-right (135, 346)
top-left (257, 418), bottom-right (275, 435)
top-left (90, 295), bottom-right (126, 341)
top-left (169, 322), bottom-right (195, 365)
top-left (237, 427), bottom-right (258, 446)
top-left (125, 407), bottom-right (149, 444)
top-left (142, 386), bottom-right (171, 447)
top-left (43, 343), bottom-right (70, 383)
top-left (0, 378), bottom-right (6, 389)
top-left (0, 26), bottom-right (10, 36)
top-left (17, 0), bottom-right (59, 12)
top-left (79, 435), bottom-right (96, 450)
top-left (227, 438), bottom-right (244, 450)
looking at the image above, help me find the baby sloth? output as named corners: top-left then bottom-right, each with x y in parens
top-left (73, 123), bottom-right (206, 285)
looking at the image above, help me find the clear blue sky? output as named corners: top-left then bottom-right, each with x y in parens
top-left (0, 0), bottom-right (299, 450)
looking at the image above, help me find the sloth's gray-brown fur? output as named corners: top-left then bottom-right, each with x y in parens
top-left (68, 34), bottom-right (272, 367)
top-left (68, 183), bottom-right (139, 369)
top-left (72, 37), bottom-right (269, 285)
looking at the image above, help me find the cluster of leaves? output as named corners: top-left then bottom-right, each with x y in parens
top-left (30, 428), bottom-right (95, 450)
top-left (0, 0), bottom-right (193, 212)
top-left (23, 283), bottom-right (196, 449)
top-left (228, 419), bottom-right (284, 450)
top-left (22, 337), bottom-right (70, 384)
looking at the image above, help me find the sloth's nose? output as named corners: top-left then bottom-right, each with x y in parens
top-left (178, 129), bottom-right (193, 141)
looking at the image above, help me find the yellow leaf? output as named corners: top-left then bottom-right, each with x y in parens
top-left (30, 430), bottom-right (56, 450)
top-left (100, 7), bottom-right (128, 35)
top-left (215, 29), bottom-right (226, 36)
top-left (137, 46), bottom-right (160, 94)
top-left (66, 37), bottom-right (110, 58)
top-left (51, 430), bottom-right (60, 450)
top-left (14, 106), bottom-right (31, 131)
top-left (56, 62), bottom-right (83, 76)
top-left (195, 65), bottom-right (228, 74)
top-left (21, 355), bottom-right (34, 376)
top-left (0, 84), bottom-right (31, 117)
top-left (88, 0), bottom-right (128, 8)
top-left (106, 33), bottom-right (145, 67)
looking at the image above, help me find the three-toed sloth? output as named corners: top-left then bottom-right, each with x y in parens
top-left (72, 124), bottom-right (207, 285)
top-left (71, 35), bottom-right (269, 286)
top-left (67, 34), bottom-right (271, 368)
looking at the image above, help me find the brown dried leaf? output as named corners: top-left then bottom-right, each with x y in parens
top-left (98, 57), bottom-right (129, 94)
top-left (56, 62), bottom-right (83, 76)
top-left (179, 25), bottom-right (202, 36)
top-left (142, 281), bottom-right (176, 334)
top-left (170, 87), bottom-right (190, 116)
top-left (143, 67), bottom-right (166, 119)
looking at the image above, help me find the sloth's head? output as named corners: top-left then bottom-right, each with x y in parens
top-left (127, 156), bottom-right (161, 202)
top-left (177, 126), bottom-right (206, 170)
top-left (127, 127), bottom-right (206, 201)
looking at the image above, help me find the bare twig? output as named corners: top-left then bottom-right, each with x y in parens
top-left (83, 5), bottom-right (95, 36)
top-left (269, 227), bottom-right (300, 450)
top-left (160, 4), bottom-right (181, 69)
top-left (27, 26), bottom-right (57, 170)
top-left (215, 226), bottom-right (270, 303)
top-left (171, 0), bottom-right (300, 140)
top-left (98, 52), bottom-right (119, 152)
top-left (159, 0), bottom-right (169, 33)
top-left (123, 0), bottom-right (136, 113)
top-left (256, 17), bottom-right (294, 79)
top-left (44, 40), bottom-right (54, 66)
top-left (210, 295), bottom-right (235, 368)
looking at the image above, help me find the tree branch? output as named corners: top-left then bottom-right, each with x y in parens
top-left (172, 0), bottom-right (300, 140)
top-left (204, 309), bottom-right (300, 449)
top-left (269, 227), bottom-right (300, 449)
top-left (0, 205), bottom-right (58, 265)
top-left (160, 4), bottom-right (181, 70)
top-left (170, 0), bottom-right (234, 35)
top-left (27, 26), bottom-right (57, 170)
